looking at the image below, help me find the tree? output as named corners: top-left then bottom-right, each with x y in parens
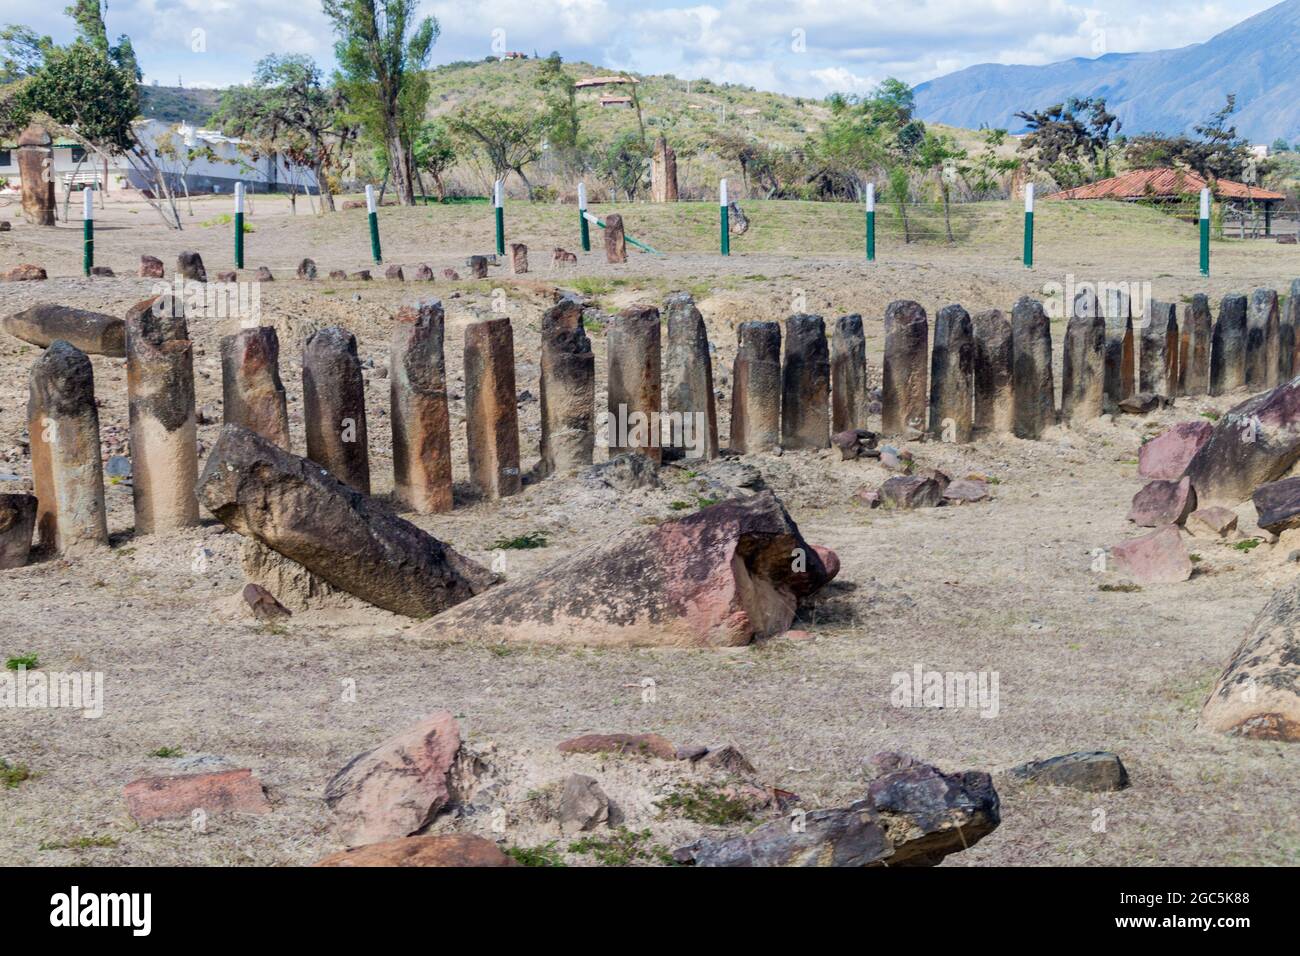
top-left (1015, 96), bottom-right (1118, 186)
top-left (917, 130), bottom-right (967, 242)
top-left (0, 26), bottom-right (52, 83)
top-left (322, 0), bottom-right (438, 206)
top-left (536, 52), bottom-right (578, 151)
top-left (816, 78), bottom-right (924, 201)
top-left (968, 128), bottom-right (1020, 198)
top-left (1123, 95), bottom-right (1264, 182)
top-left (448, 104), bottom-right (546, 197)
top-left (413, 119), bottom-right (455, 200)
top-left (596, 131), bottom-right (649, 201)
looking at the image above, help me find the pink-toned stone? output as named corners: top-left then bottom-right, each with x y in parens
top-left (879, 475), bottom-right (945, 509)
top-left (812, 544), bottom-right (840, 580)
top-left (324, 711), bottom-right (463, 847)
top-left (3, 264), bottom-right (47, 281)
top-left (1138, 420), bottom-right (1214, 480)
top-left (1186, 506), bottom-right (1238, 538)
top-left (557, 732), bottom-right (677, 760)
top-left (316, 834), bottom-right (518, 867)
top-left (943, 478), bottom-right (990, 503)
top-left (139, 255), bottom-right (164, 278)
top-left (782, 629), bottom-right (815, 641)
top-left (854, 486), bottom-right (881, 508)
top-left (124, 768), bottom-right (270, 823)
top-left (1110, 525), bottom-right (1193, 584)
top-left (442, 268), bottom-right (460, 280)
top-left (1127, 476), bottom-right (1196, 527)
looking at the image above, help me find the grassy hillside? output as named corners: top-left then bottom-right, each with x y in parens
top-left (139, 85), bottom-right (222, 124)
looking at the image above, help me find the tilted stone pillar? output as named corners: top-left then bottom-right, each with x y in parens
top-left (607, 305), bottom-right (662, 462)
top-left (1247, 288), bottom-right (1280, 390)
top-left (729, 321), bottom-right (781, 453)
top-left (929, 304), bottom-right (973, 442)
top-left (16, 125), bottom-right (55, 227)
top-left (391, 300), bottom-right (453, 513)
top-left (539, 298), bottom-right (595, 478)
top-left (28, 341), bottom-right (109, 552)
top-left (1179, 295), bottom-right (1212, 396)
top-left (1140, 300), bottom-right (1179, 399)
top-left (604, 214), bottom-right (628, 264)
top-left (303, 326), bottom-right (370, 494)
top-left (1061, 290), bottom-right (1106, 424)
top-left (882, 300), bottom-right (928, 435)
top-left (221, 327), bottom-right (290, 450)
top-left (973, 309), bottom-right (1014, 435)
top-left (1210, 294), bottom-right (1247, 395)
top-left (831, 315), bottom-right (869, 434)
top-left (125, 295), bottom-right (200, 534)
top-left (1011, 296), bottom-right (1054, 440)
top-left (1102, 286), bottom-right (1135, 411)
top-left (781, 313), bottom-right (830, 450)
top-left (464, 317), bottom-right (522, 499)
top-left (662, 292), bottom-right (718, 460)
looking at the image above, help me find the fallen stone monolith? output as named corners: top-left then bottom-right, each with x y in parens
top-left (198, 425), bottom-right (495, 616)
top-left (882, 300), bottom-right (928, 436)
top-left (1140, 300), bottom-right (1179, 399)
top-left (1246, 288), bottom-right (1280, 390)
top-left (125, 295), bottom-right (200, 534)
top-left (0, 493), bottom-right (37, 569)
top-left (973, 309), bottom-right (1014, 434)
top-left (607, 305), bottom-right (662, 463)
top-left (316, 835), bottom-right (517, 867)
top-left (28, 341), bottom-right (109, 553)
top-left (1184, 376), bottom-right (1300, 504)
top-left (604, 213), bottom-right (627, 263)
top-left (663, 293), bottom-right (718, 460)
top-left (1179, 294), bottom-right (1213, 396)
top-left (729, 321), bottom-right (781, 453)
top-left (1007, 751), bottom-right (1129, 792)
top-left (464, 316), bottom-right (521, 499)
top-left (830, 314), bottom-right (869, 434)
top-left (1198, 585), bottom-right (1300, 741)
top-left (1061, 292), bottom-right (1106, 424)
top-left (929, 304), bottom-right (973, 442)
top-left (538, 299), bottom-right (595, 478)
top-left (3, 305), bottom-right (125, 357)
top-left (303, 325), bottom-right (370, 495)
top-left (1251, 476), bottom-right (1300, 534)
top-left (781, 313), bottom-right (830, 450)
top-left (1210, 294), bottom-right (1248, 395)
top-left (391, 301), bottom-right (453, 514)
top-left (1011, 296), bottom-right (1054, 439)
top-left (415, 492), bottom-right (837, 648)
top-left (220, 327), bottom-right (290, 450)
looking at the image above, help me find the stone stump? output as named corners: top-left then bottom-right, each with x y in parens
top-left (973, 309), bottom-right (1013, 434)
top-left (663, 293), bottom-right (718, 460)
top-left (1179, 294), bottom-right (1212, 396)
top-left (1061, 290), bottom-right (1106, 424)
top-left (729, 321), bottom-right (781, 453)
top-left (464, 317), bottom-right (522, 499)
top-left (469, 256), bottom-right (488, 279)
top-left (28, 341), bottom-right (109, 552)
top-left (539, 299), bottom-right (595, 478)
top-left (221, 327), bottom-right (290, 450)
top-left (604, 214), bottom-right (627, 264)
top-left (303, 326), bottom-right (370, 495)
top-left (391, 301), bottom-right (453, 513)
top-left (830, 314), bottom-right (870, 434)
top-left (297, 258), bottom-right (318, 280)
top-left (139, 256), bottom-right (165, 279)
top-left (17, 125), bottom-right (55, 226)
top-left (1140, 300), bottom-right (1179, 399)
top-left (510, 243), bottom-right (529, 275)
top-left (607, 305), bottom-right (662, 462)
top-left (1210, 293), bottom-right (1247, 395)
top-left (1011, 296), bottom-right (1054, 439)
top-left (125, 296), bottom-right (200, 534)
top-left (0, 493), bottom-right (38, 569)
top-left (781, 314), bottom-right (830, 450)
top-left (882, 300), bottom-right (928, 435)
top-left (177, 251), bottom-right (207, 283)
top-left (928, 304), bottom-right (974, 442)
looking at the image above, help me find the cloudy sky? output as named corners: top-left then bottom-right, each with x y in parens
top-left (2, 0), bottom-right (1281, 93)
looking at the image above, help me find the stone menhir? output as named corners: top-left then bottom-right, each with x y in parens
top-left (16, 125), bottom-right (55, 226)
top-left (390, 300), bottom-right (453, 514)
top-left (604, 213), bottom-right (628, 264)
top-left (929, 304), bottom-right (973, 442)
top-left (1101, 286), bottom-right (1135, 411)
top-left (1210, 293), bottom-right (1248, 395)
top-left (1287, 279), bottom-right (1300, 382)
top-left (830, 314), bottom-right (869, 434)
top-left (303, 326), bottom-right (370, 495)
top-left (198, 425), bottom-right (495, 617)
top-left (662, 292), bottom-right (718, 460)
top-left (1280, 287), bottom-right (1296, 383)
top-left (464, 317), bottom-right (522, 499)
top-left (468, 255), bottom-right (488, 279)
top-left (0, 493), bottom-right (38, 569)
top-left (297, 258), bottom-right (318, 280)
top-left (729, 321), bottom-right (781, 453)
top-left (538, 299), bottom-right (595, 478)
top-left (177, 251), bottom-right (207, 283)
top-left (1011, 296), bottom-right (1055, 440)
top-left (882, 300), bottom-right (928, 435)
top-left (415, 492), bottom-right (836, 647)
top-left (1184, 376), bottom-right (1300, 505)
top-left (781, 313), bottom-right (830, 450)
top-left (28, 341), bottom-right (109, 553)
top-left (607, 305), bottom-right (662, 463)
top-left (125, 296), bottom-right (200, 534)
top-left (1060, 290), bottom-right (1106, 424)
top-left (650, 135), bottom-right (679, 203)
top-left (1139, 300), bottom-right (1179, 399)
top-left (510, 243), bottom-right (528, 275)
top-left (972, 309), bottom-right (1014, 434)
top-left (1246, 288), bottom-right (1280, 390)
top-left (1178, 294), bottom-right (1213, 396)
top-left (3, 305), bottom-right (125, 357)
top-left (220, 327), bottom-right (290, 451)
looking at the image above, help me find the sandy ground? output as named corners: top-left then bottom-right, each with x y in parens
top-left (0, 193), bottom-right (1297, 866)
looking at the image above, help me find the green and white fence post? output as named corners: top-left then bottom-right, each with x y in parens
top-left (865, 182), bottom-right (876, 261)
top-left (1022, 182), bottom-right (1034, 268)
top-left (366, 184), bottom-right (382, 264)
top-left (494, 179), bottom-right (505, 256)
top-left (578, 181), bottom-right (590, 252)
top-left (1199, 187), bottom-right (1211, 277)
top-left (82, 187), bottom-right (94, 277)
top-left (719, 178), bottom-right (730, 256)
top-left (233, 182), bottom-right (245, 270)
